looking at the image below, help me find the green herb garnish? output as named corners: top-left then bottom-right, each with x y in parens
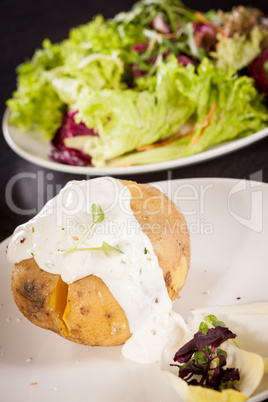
top-left (72, 241), bottom-right (123, 254)
top-left (52, 204), bottom-right (122, 255)
top-left (65, 203), bottom-right (104, 253)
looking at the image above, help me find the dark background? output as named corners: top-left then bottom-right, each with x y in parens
top-left (1, 0), bottom-right (268, 242)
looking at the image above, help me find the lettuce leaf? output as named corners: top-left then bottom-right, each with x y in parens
top-left (66, 15), bottom-right (145, 59)
top-left (64, 58), bottom-right (197, 166)
top-left (44, 52), bottom-right (125, 105)
top-left (211, 26), bottom-right (263, 72)
top-left (7, 40), bottom-right (65, 138)
top-left (108, 59), bottom-right (268, 167)
top-left (7, 16), bottom-right (145, 138)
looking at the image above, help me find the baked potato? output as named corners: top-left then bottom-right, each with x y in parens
top-left (11, 180), bottom-right (190, 346)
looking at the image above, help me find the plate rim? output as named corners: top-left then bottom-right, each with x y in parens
top-left (1, 177), bottom-right (268, 402)
top-left (3, 108), bottom-right (268, 176)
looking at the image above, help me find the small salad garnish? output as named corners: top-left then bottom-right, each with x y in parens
top-left (162, 304), bottom-right (267, 402)
top-left (172, 315), bottom-right (240, 391)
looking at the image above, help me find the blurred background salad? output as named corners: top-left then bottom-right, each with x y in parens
top-left (3, 0), bottom-right (268, 168)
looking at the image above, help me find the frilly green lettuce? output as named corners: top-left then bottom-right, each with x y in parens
top-left (109, 59), bottom-right (267, 167)
top-left (7, 39), bottom-right (65, 138)
top-left (65, 58), bottom-right (197, 167)
top-left (6, 15), bottom-right (145, 139)
top-left (44, 52), bottom-right (125, 104)
top-left (66, 15), bottom-right (145, 59)
top-left (211, 26), bottom-right (263, 71)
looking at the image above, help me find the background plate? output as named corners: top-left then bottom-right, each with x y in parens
top-left (3, 109), bottom-right (268, 175)
top-left (0, 178), bottom-right (268, 401)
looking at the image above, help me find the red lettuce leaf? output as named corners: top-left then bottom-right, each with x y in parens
top-left (249, 49), bottom-right (268, 96)
top-left (174, 326), bottom-right (236, 363)
top-left (49, 110), bottom-right (98, 166)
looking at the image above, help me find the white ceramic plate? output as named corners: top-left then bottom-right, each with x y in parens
top-left (3, 109), bottom-right (268, 175)
top-left (1, 178), bottom-right (268, 402)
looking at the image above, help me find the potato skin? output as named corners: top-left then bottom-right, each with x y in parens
top-left (64, 275), bottom-right (131, 346)
top-left (11, 180), bottom-right (190, 346)
top-left (11, 258), bottom-right (63, 335)
top-left (121, 180), bottom-right (190, 301)
top-left (12, 259), bottom-right (130, 346)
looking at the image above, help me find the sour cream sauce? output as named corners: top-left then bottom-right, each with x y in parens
top-left (7, 177), bottom-right (186, 364)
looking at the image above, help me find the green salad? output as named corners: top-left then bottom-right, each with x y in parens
top-left (7, 0), bottom-right (268, 168)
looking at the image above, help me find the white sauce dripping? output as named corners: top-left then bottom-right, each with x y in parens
top-left (7, 177), bottom-right (186, 363)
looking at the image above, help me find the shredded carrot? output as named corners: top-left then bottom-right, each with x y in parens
top-left (147, 35), bottom-right (159, 54)
top-left (196, 103), bottom-right (216, 130)
top-left (184, 131), bottom-right (195, 139)
top-left (190, 134), bottom-right (201, 146)
top-left (190, 103), bottom-right (216, 146)
top-left (159, 32), bottom-right (179, 39)
top-left (137, 132), bottom-right (183, 152)
top-left (195, 11), bottom-right (225, 36)
top-left (137, 143), bottom-right (157, 151)
top-left (115, 104), bottom-right (216, 165)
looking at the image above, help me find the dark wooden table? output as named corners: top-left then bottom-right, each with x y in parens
top-left (1, 0), bottom-right (268, 243)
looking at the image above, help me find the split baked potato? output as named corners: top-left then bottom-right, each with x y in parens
top-left (11, 180), bottom-right (190, 346)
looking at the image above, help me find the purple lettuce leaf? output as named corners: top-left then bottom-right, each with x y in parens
top-left (131, 63), bottom-right (148, 78)
top-left (49, 110), bottom-right (98, 166)
top-left (177, 55), bottom-right (195, 67)
top-left (174, 326), bottom-right (236, 363)
top-left (132, 43), bottom-right (148, 53)
top-left (249, 49), bottom-right (268, 97)
top-left (172, 325), bottom-right (239, 391)
top-left (151, 14), bottom-right (170, 34)
top-left (192, 22), bottom-right (217, 53)
top-left (179, 363), bottom-right (206, 380)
